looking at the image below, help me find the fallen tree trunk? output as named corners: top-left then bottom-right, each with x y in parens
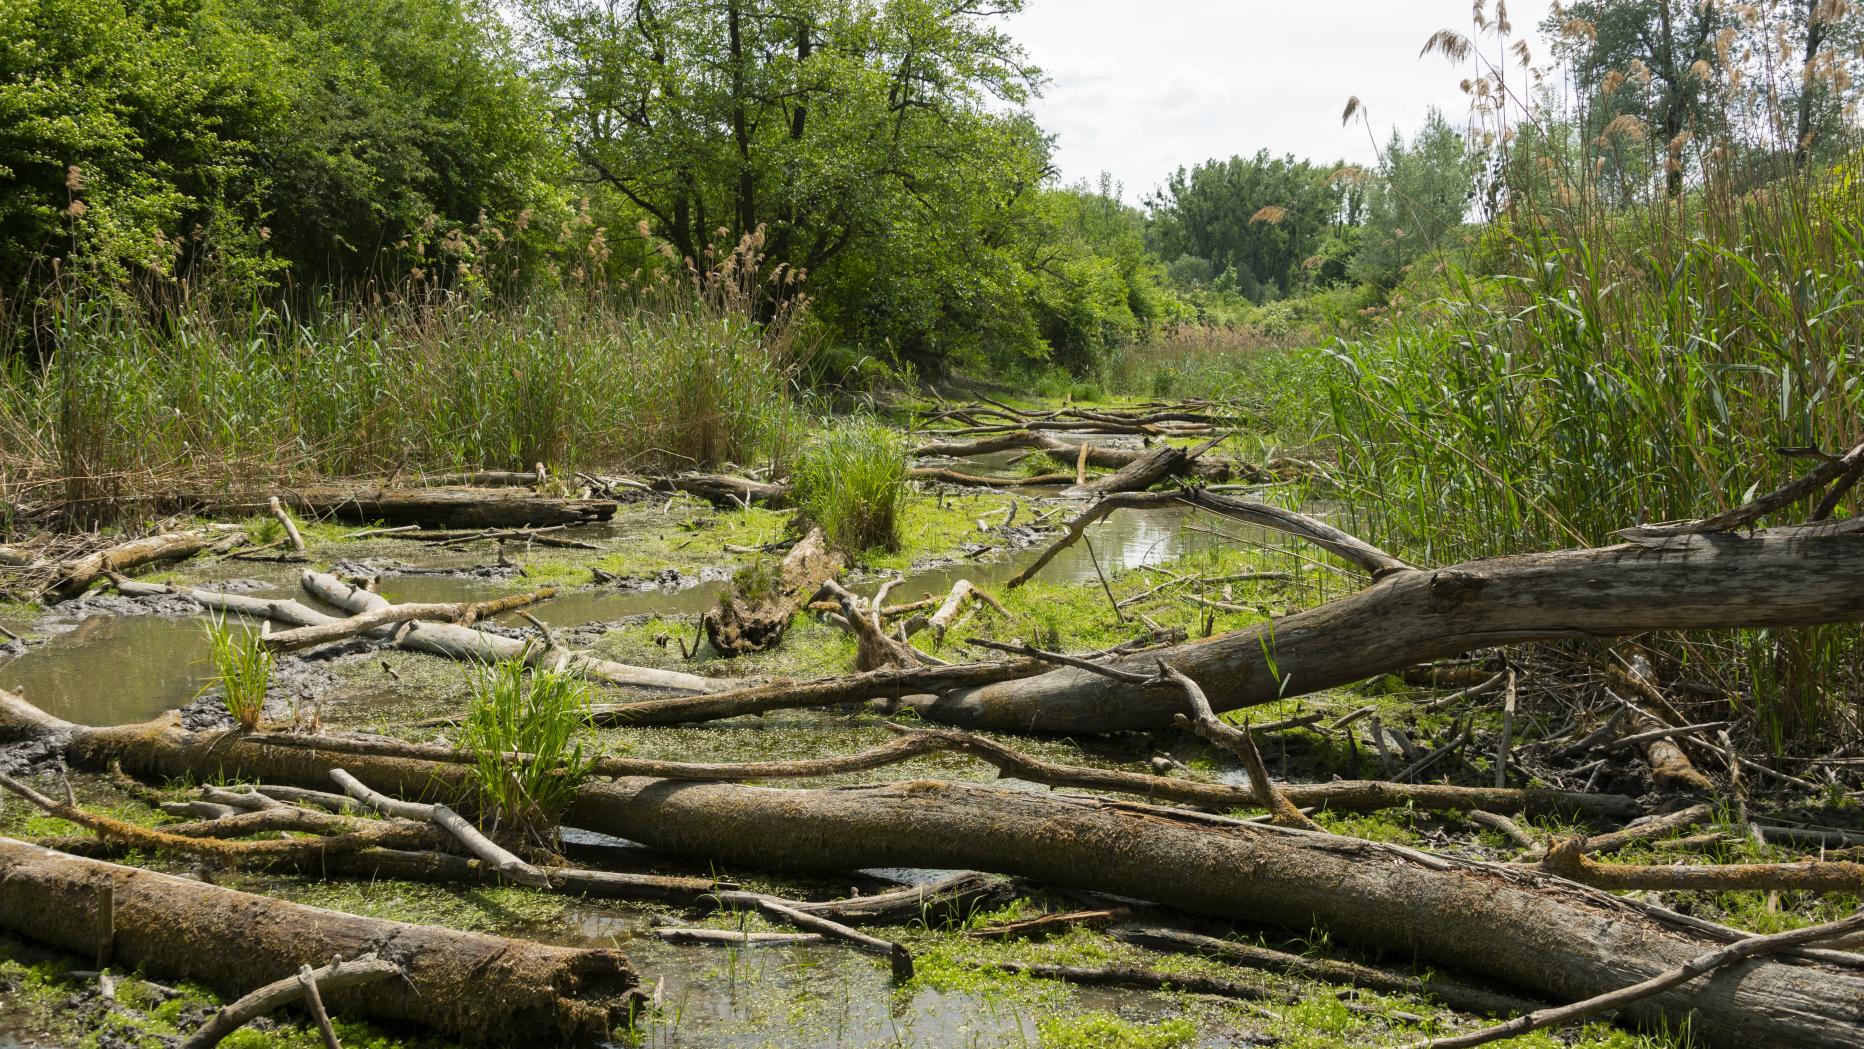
top-left (260, 588), bottom-right (557, 652)
top-left (302, 572), bottom-right (718, 693)
top-left (10, 694), bottom-right (1858, 1047)
top-left (42, 531), bottom-right (221, 603)
top-left (0, 837), bottom-right (639, 1044)
top-left (1065, 435), bottom-right (1225, 497)
top-left (171, 487), bottom-right (615, 529)
top-left (920, 520), bottom-right (1864, 732)
top-left (906, 466), bottom-right (1074, 488)
top-left (416, 470), bottom-right (543, 488)
top-left (702, 525), bottom-right (844, 655)
top-left (914, 430), bottom-right (1250, 481)
top-left (651, 473), bottom-right (791, 508)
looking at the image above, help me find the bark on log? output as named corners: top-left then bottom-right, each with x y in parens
top-left (416, 471), bottom-right (543, 488)
top-left (906, 466), bottom-right (1074, 488)
top-left (303, 572), bottom-right (718, 693)
top-left (651, 473), bottom-right (791, 508)
top-left (260, 588), bottom-right (557, 652)
top-left (701, 525), bottom-right (845, 655)
top-left (913, 431), bottom-right (1249, 481)
top-left (172, 487), bottom-right (615, 529)
top-left (1064, 435), bottom-right (1224, 497)
top-left (9, 694), bottom-right (1855, 1048)
top-left (921, 521), bottom-right (1864, 733)
top-left (0, 837), bottom-right (639, 1044)
top-left (43, 531), bottom-right (220, 603)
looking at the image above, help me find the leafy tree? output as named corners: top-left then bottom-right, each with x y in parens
top-left (0, 0), bottom-right (563, 296)
top-left (1144, 150), bottom-right (1355, 303)
top-left (524, 0), bottom-right (1045, 334)
top-left (1351, 109), bottom-right (1472, 289)
top-left (1552, 0), bottom-right (1726, 197)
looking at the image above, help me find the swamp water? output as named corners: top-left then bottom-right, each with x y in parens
top-left (0, 504), bottom-right (1240, 730)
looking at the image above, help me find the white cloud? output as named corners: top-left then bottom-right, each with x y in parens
top-left (1005, 0), bottom-right (1555, 201)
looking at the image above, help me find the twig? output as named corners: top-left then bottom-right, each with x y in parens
top-left (1396, 908), bottom-right (1864, 1048)
top-left (329, 769), bottom-right (549, 888)
top-left (1152, 661), bottom-right (1323, 832)
top-left (181, 955), bottom-right (401, 1049)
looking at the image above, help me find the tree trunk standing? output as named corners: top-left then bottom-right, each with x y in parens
top-left (727, 0), bottom-right (757, 240)
top-left (0, 837), bottom-right (640, 1044)
top-left (917, 523), bottom-right (1864, 732)
top-left (1795, 4), bottom-right (1832, 166)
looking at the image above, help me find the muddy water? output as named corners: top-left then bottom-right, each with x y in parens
top-left (0, 504), bottom-right (1244, 730)
top-left (888, 504), bottom-right (1230, 605)
top-left (376, 575), bottom-right (728, 626)
top-left (0, 616), bottom-right (220, 726)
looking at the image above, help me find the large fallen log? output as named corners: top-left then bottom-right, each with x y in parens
top-left (650, 473), bottom-right (791, 508)
top-left (919, 520), bottom-right (1864, 732)
top-left (301, 572), bottom-right (718, 693)
top-left (701, 525), bottom-right (844, 655)
top-left (0, 837), bottom-right (639, 1044)
top-left (170, 487), bottom-right (615, 529)
top-left (7, 693), bottom-right (1859, 1048)
top-left (41, 530), bottom-right (221, 603)
top-left (913, 431), bottom-right (1250, 481)
top-left (1065, 435), bottom-right (1225, 497)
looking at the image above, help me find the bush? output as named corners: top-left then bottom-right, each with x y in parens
top-left (789, 417), bottom-right (907, 552)
top-left (460, 659), bottom-right (595, 846)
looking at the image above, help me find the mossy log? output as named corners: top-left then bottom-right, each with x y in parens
top-left (42, 530), bottom-right (221, 603)
top-left (172, 487), bottom-right (615, 528)
top-left (0, 836), bottom-right (640, 1044)
top-left (702, 524), bottom-right (844, 655)
top-left (919, 521), bottom-right (1864, 732)
top-left (6, 692), bottom-right (1861, 1048)
top-left (651, 472), bottom-right (791, 508)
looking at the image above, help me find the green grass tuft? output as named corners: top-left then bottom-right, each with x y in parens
top-left (789, 416), bottom-right (908, 553)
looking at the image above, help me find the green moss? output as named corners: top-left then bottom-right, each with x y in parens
top-left (1036, 1013), bottom-right (1197, 1049)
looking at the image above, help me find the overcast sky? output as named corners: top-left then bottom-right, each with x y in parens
top-left (1005, 0), bottom-right (1556, 202)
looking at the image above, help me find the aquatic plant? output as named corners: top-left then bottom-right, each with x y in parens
top-left (459, 658), bottom-right (595, 845)
top-left (789, 416), bottom-right (907, 552)
top-left (200, 614), bottom-right (271, 731)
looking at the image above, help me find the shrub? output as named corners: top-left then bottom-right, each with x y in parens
top-left (459, 659), bottom-right (595, 846)
top-left (789, 417), bottom-right (907, 553)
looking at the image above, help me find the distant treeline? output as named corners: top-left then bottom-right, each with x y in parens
top-left (3, 0), bottom-right (1859, 374)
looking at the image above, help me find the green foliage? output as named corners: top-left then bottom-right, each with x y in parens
top-left (1323, 159), bottom-right (1864, 741)
top-left (1146, 149), bottom-right (1361, 303)
top-left (0, 284), bottom-right (804, 515)
top-left (790, 416), bottom-right (907, 552)
top-left (1036, 1013), bottom-right (1198, 1049)
top-left (1349, 109), bottom-right (1472, 289)
top-left (200, 613), bottom-right (270, 730)
top-left (0, 0), bottom-right (563, 296)
top-left (460, 659), bottom-right (596, 844)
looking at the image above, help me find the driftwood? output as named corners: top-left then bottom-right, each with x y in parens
top-left (181, 954), bottom-right (401, 1049)
top-left (41, 530), bottom-right (221, 603)
top-left (1622, 656), bottom-right (1714, 792)
top-left (1398, 908), bottom-right (1864, 1049)
top-left (1113, 926), bottom-right (1538, 1017)
top-left (1065, 435), bottom-right (1225, 497)
top-left (241, 722), bottom-right (1640, 819)
top-left (0, 837), bottom-right (640, 1044)
top-left (913, 430), bottom-right (1255, 482)
top-left (260, 587), bottom-right (558, 653)
top-left (650, 472), bottom-right (791, 508)
top-left (702, 525), bottom-right (845, 655)
top-left (14, 696), bottom-right (1858, 1048)
top-left (907, 466), bottom-right (1074, 488)
top-left (172, 487), bottom-right (615, 529)
top-left (919, 519), bottom-right (1864, 732)
top-left (329, 769), bottom-right (550, 888)
top-left (302, 571), bottom-right (718, 693)
top-left (1536, 839), bottom-right (1864, 894)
